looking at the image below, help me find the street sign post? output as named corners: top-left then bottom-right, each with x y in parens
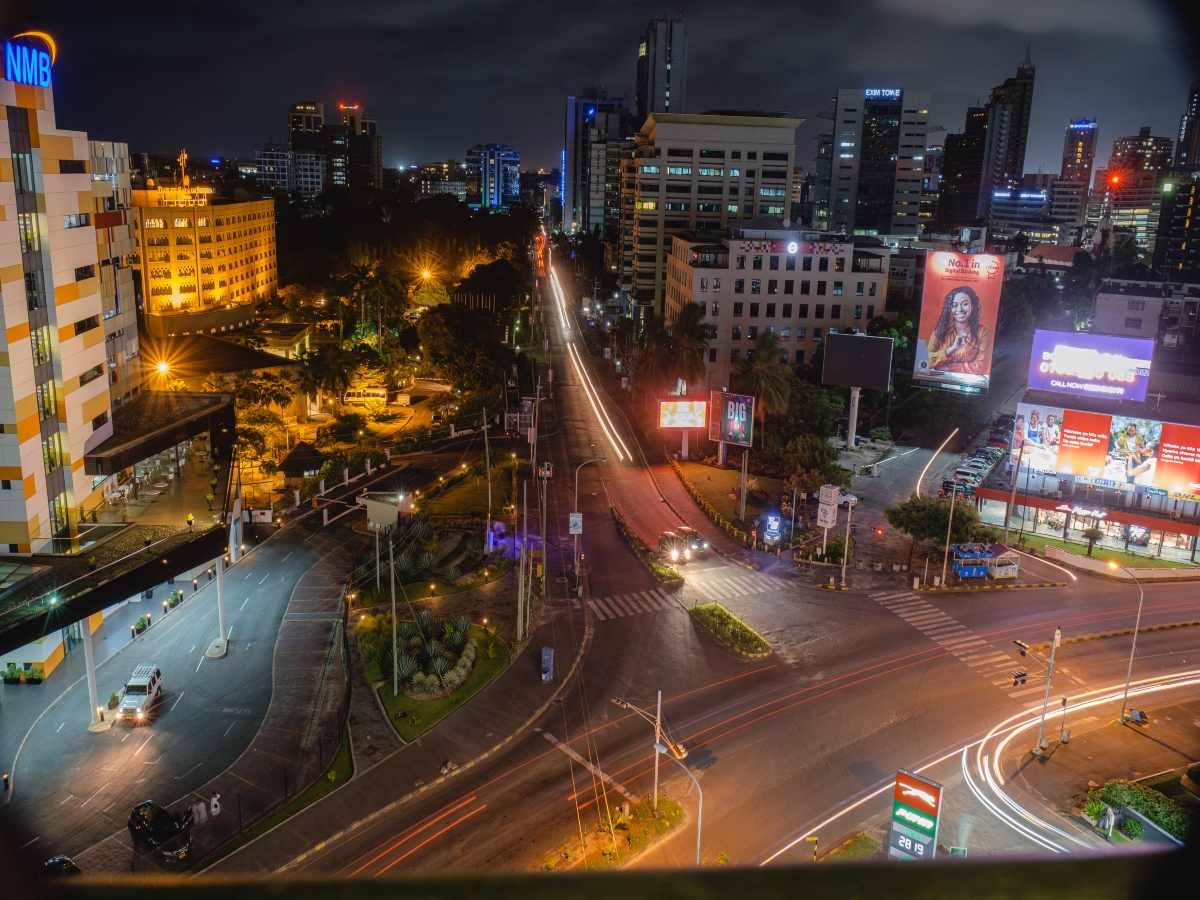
top-left (816, 504), bottom-right (837, 529)
top-left (819, 484), bottom-right (840, 507)
top-left (888, 769), bottom-right (943, 861)
top-left (569, 512), bottom-right (582, 535)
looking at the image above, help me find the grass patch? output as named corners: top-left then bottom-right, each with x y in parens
top-left (376, 626), bottom-right (509, 742)
top-left (690, 602), bottom-right (770, 656)
top-left (540, 796), bottom-right (686, 871)
top-left (678, 461), bottom-right (784, 529)
top-left (425, 460), bottom-right (515, 516)
top-left (1017, 534), bottom-right (1194, 569)
top-left (197, 724), bottom-right (353, 871)
top-left (823, 832), bottom-right (881, 862)
top-left (384, 554), bottom-right (515, 601)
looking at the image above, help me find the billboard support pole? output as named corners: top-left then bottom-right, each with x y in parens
top-left (681, 429), bottom-right (689, 461)
top-left (941, 484), bottom-right (959, 586)
top-left (840, 500), bottom-right (853, 586)
top-left (739, 450), bottom-right (748, 523)
top-left (1002, 457), bottom-right (1021, 544)
top-left (846, 386), bottom-right (861, 451)
top-left (718, 440), bottom-right (726, 466)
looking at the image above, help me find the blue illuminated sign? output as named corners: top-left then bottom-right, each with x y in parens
top-left (864, 88), bottom-right (902, 99)
top-left (4, 37), bottom-right (53, 88)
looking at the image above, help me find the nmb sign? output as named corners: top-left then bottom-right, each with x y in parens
top-left (4, 37), bottom-right (53, 88)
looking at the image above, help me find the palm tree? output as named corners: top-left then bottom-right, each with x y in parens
top-left (1082, 526), bottom-right (1105, 557)
top-left (631, 314), bottom-right (674, 404)
top-left (734, 330), bottom-right (791, 447)
top-left (363, 268), bottom-right (404, 356)
top-left (299, 345), bottom-right (354, 413)
top-left (667, 302), bottom-right (709, 393)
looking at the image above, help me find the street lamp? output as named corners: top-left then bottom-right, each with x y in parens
top-left (574, 457), bottom-right (606, 577)
top-left (940, 480), bottom-right (961, 587)
top-left (654, 742), bottom-right (702, 867)
top-left (1108, 561), bottom-right (1145, 722)
top-left (612, 693), bottom-right (685, 811)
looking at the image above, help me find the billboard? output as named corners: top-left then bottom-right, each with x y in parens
top-left (1027, 330), bottom-right (1153, 402)
top-left (658, 400), bottom-right (707, 429)
top-left (912, 252), bottom-right (1005, 394)
top-left (1012, 401), bottom-right (1200, 499)
top-left (708, 391), bottom-right (755, 447)
top-left (821, 333), bottom-right (894, 392)
top-left (888, 770), bottom-right (943, 861)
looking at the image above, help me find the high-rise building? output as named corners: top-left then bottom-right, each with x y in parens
top-left (811, 88), bottom-right (930, 236)
top-left (1, 42), bottom-right (116, 550)
top-left (417, 160), bottom-right (468, 202)
top-left (1153, 170), bottom-right (1200, 276)
top-left (1174, 80), bottom-right (1200, 168)
top-left (564, 88), bottom-right (631, 235)
top-left (287, 101), bottom-right (324, 155)
top-left (1060, 118), bottom-right (1098, 184)
top-left (131, 151), bottom-right (277, 337)
top-left (466, 144), bottom-right (521, 209)
top-left (1110, 126), bottom-right (1175, 172)
top-left (326, 103), bottom-right (382, 189)
top-left (920, 144), bottom-right (944, 230)
top-left (936, 106), bottom-right (989, 231)
top-left (977, 53), bottom-right (1036, 221)
top-left (88, 140), bottom-right (140, 407)
top-left (635, 15), bottom-right (687, 124)
top-left (618, 111), bottom-right (802, 316)
top-left (255, 142), bottom-right (326, 198)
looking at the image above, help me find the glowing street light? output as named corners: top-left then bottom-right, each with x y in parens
top-left (156, 361), bottom-right (169, 375)
top-left (1108, 561), bottom-right (1146, 722)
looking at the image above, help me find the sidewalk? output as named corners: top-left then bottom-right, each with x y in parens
top-left (72, 520), bottom-right (364, 874)
top-left (204, 583), bottom-right (589, 874)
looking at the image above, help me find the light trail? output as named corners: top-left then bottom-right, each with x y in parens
top-left (372, 804), bottom-right (487, 876)
top-left (916, 427), bottom-right (958, 497)
top-left (1008, 545), bottom-right (1078, 582)
top-left (344, 795), bottom-right (480, 877)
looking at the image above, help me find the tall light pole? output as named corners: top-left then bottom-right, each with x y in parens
top-left (612, 692), bottom-right (680, 811)
top-left (1109, 562), bottom-right (1145, 722)
top-left (574, 456), bottom-right (606, 576)
top-left (940, 481), bottom-right (960, 587)
top-left (1033, 627), bottom-right (1061, 755)
top-left (655, 742), bottom-right (702, 867)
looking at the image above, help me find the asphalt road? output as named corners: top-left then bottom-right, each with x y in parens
top-left (275, 262), bottom-right (1200, 877)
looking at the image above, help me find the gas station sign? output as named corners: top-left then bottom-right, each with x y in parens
top-left (888, 769), bottom-right (943, 861)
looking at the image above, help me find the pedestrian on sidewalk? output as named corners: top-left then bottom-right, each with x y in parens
top-left (187, 512), bottom-right (194, 532)
top-left (210, 792), bottom-right (221, 817)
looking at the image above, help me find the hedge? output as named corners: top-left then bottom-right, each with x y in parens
top-left (1098, 779), bottom-right (1194, 841)
top-left (690, 602), bottom-right (770, 656)
top-left (611, 508), bottom-right (682, 584)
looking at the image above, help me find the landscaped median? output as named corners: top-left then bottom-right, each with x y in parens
top-left (539, 796), bottom-right (685, 870)
top-left (690, 602), bottom-right (770, 657)
top-left (611, 508), bottom-right (683, 584)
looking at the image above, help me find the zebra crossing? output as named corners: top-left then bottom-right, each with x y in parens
top-left (869, 590), bottom-right (1047, 705)
top-left (588, 569), bottom-right (793, 623)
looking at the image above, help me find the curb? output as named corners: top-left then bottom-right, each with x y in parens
top-left (917, 582), bottom-right (1066, 591)
top-left (817, 584), bottom-right (851, 591)
top-left (687, 607), bottom-right (771, 659)
top-left (1030, 620), bottom-right (1200, 651)
top-left (272, 586), bottom-right (597, 873)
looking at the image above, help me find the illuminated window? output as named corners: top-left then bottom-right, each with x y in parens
top-left (667, 166), bottom-right (691, 175)
top-left (144, 218), bottom-right (166, 229)
top-left (197, 217), bottom-right (210, 226)
top-left (30, 326), bottom-right (51, 365)
top-left (640, 165), bottom-right (660, 174)
top-left (17, 213), bottom-right (40, 253)
top-left (636, 201), bottom-right (658, 210)
top-left (698, 167), bottom-right (723, 176)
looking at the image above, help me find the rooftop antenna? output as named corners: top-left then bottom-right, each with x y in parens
top-left (178, 149), bottom-right (190, 188)
top-left (1021, 45), bottom-right (1033, 68)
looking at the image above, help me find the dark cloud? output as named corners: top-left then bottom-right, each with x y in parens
top-left (17, 0), bottom-right (1198, 172)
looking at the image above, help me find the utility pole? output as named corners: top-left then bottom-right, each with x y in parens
top-left (612, 692), bottom-right (677, 811)
top-left (483, 407), bottom-right (493, 554)
top-left (518, 482), bottom-right (527, 642)
top-left (1033, 628), bottom-right (1061, 755)
top-left (390, 531), bottom-right (398, 696)
top-left (940, 482), bottom-right (959, 587)
top-left (840, 499), bottom-right (854, 586)
top-left (739, 450), bottom-right (748, 523)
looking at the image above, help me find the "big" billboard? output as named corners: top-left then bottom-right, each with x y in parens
top-left (708, 391), bottom-right (755, 447)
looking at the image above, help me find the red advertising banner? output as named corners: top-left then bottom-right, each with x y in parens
top-left (1055, 410), bottom-right (1111, 478)
top-left (913, 252), bottom-right (1004, 394)
top-left (1155, 422), bottom-right (1200, 496)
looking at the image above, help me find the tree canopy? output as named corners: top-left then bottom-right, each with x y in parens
top-left (885, 493), bottom-right (999, 545)
top-left (416, 304), bottom-right (513, 394)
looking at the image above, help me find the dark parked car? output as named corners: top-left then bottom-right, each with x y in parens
top-left (128, 800), bottom-right (193, 862)
top-left (39, 855), bottom-right (83, 877)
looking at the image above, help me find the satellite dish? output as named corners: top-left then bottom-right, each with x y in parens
top-left (782, 218), bottom-right (791, 228)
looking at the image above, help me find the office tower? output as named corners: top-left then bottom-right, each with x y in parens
top-left (466, 144), bottom-right (521, 209)
top-left (321, 103), bottom-right (382, 189)
top-left (418, 160), bottom-right (468, 201)
top-left (256, 142), bottom-right (292, 192)
top-left (920, 144), bottom-right (944, 230)
top-left (1152, 171), bottom-right (1200, 275)
top-left (132, 150), bottom-right (276, 337)
top-left (1109, 126), bottom-right (1174, 172)
top-left (88, 140), bottom-right (139, 407)
top-left (288, 101), bottom-right (325, 155)
top-left (936, 106), bottom-right (989, 231)
top-left (635, 14), bottom-right (687, 124)
top-left (618, 111), bottom-right (801, 316)
top-left (564, 88), bottom-right (631, 235)
top-left (1175, 80), bottom-right (1200, 168)
top-left (977, 53), bottom-right (1036, 220)
top-left (811, 88), bottom-right (930, 236)
top-left (1060, 118), bottom-right (1098, 184)
top-left (1, 45), bottom-right (115, 550)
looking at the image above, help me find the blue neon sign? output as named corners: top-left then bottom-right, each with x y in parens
top-left (4, 40), bottom-right (52, 87)
top-left (864, 88), bottom-right (902, 99)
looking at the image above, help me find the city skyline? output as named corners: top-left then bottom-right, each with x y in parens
top-left (17, 0), bottom-right (1198, 174)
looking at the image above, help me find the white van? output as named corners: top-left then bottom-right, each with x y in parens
top-left (343, 388), bottom-right (388, 406)
top-left (392, 392), bottom-right (411, 406)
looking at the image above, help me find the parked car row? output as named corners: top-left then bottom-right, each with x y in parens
top-left (939, 445), bottom-right (1004, 498)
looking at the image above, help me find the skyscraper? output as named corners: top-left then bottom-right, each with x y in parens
top-left (635, 15), bottom-right (687, 125)
top-left (287, 101), bottom-right (324, 155)
top-left (1109, 126), bottom-right (1174, 172)
top-left (1060, 118), bottom-right (1098, 184)
top-left (466, 144), bottom-right (521, 209)
top-left (811, 88), bottom-right (930, 236)
top-left (1152, 171), bottom-right (1200, 276)
top-left (564, 88), bottom-right (630, 235)
top-left (977, 52), bottom-right (1036, 220)
top-left (1174, 80), bottom-right (1200, 168)
top-left (936, 106), bottom-right (989, 231)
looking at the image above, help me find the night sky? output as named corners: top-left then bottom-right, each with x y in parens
top-left (10, 0), bottom-right (1199, 175)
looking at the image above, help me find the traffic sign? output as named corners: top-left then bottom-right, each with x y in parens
top-left (816, 503), bottom-right (837, 530)
top-left (888, 769), bottom-right (943, 861)
top-left (569, 512), bottom-right (582, 534)
top-left (819, 484), bottom-right (840, 507)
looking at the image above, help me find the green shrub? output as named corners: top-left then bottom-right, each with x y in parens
top-left (1099, 779), bottom-right (1194, 841)
top-left (691, 603), bottom-right (770, 655)
top-left (441, 564), bottom-right (462, 584)
top-left (1083, 793), bottom-right (1105, 820)
top-left (1120, 818), bottom-right (1143, 839)
top-left (869, 426), bottom-right (892, 442)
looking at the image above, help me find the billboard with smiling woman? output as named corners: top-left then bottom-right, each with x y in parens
top-left (912, 252), bottom-right (1005, 395)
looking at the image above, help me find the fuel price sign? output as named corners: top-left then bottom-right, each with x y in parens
top-left (888, 769), bottom-right (943, 861)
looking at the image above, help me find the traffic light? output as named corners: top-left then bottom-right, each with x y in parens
top-left (1011, 669), bottom-right (1028, 686)
top-left (874, 527), bottom-right (884, 536)
top-left (1013, 640), bottom-right (1029, 657)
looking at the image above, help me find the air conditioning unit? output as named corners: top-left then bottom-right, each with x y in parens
top-left (1170, 509), bottom-right (1182, 520)
top-left (1051, 491), bottom-right (1063, 500)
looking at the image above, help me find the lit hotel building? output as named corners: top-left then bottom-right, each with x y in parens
top-left (1, 41), bottom-right (115, 550)
top-left (131, 152), bottom-right (277, 338)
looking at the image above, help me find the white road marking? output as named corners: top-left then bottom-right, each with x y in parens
top-left (122, 733), bottom-right (131, 742)
top-left (175, 762), bottom-right (202, 780)
top-left (80, 782), bottom-right (109, 807)
top-left (189, 645), bottom-right (195, 654)
top-left (135, 734), bottom-right (154, 756)
top-left (541, 730), bottom-right (636, 802)
top-left (240, 596), bottom-right (250, 610)
top-left (245, 573), bottom-right (252, 580)
top-left (59, 794), bottom-right (75, 805)
top-left (259, 574), bottom-right (269, 584)
top-left (18, 837), bottom-right (39, 849)
top-left (223, 721), bottom-right (235, 737)
top-left (196, 656), bottom-right (204, 672)
top-left (56, 722), bottom-right (65, 733)
top-left (588, 600), bottom-right (607, 621)
top-left (283, 551), bottom-right (293, 561)
top-left (171, 692), bottom-right (185, 711)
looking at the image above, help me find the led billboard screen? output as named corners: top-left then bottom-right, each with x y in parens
top-left (913, 252), bottom-right (1004, 394)
top-left (708, 391), bottom-right (755, 447)
top-left (1012, 401), bottom-right (1200, 499)
top-left (822, 333), bottom-right (894, 392)
top-left (658, 400), bottom-right (707, 429)
top-left (1027, 330), bottom-right (1153, 401)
